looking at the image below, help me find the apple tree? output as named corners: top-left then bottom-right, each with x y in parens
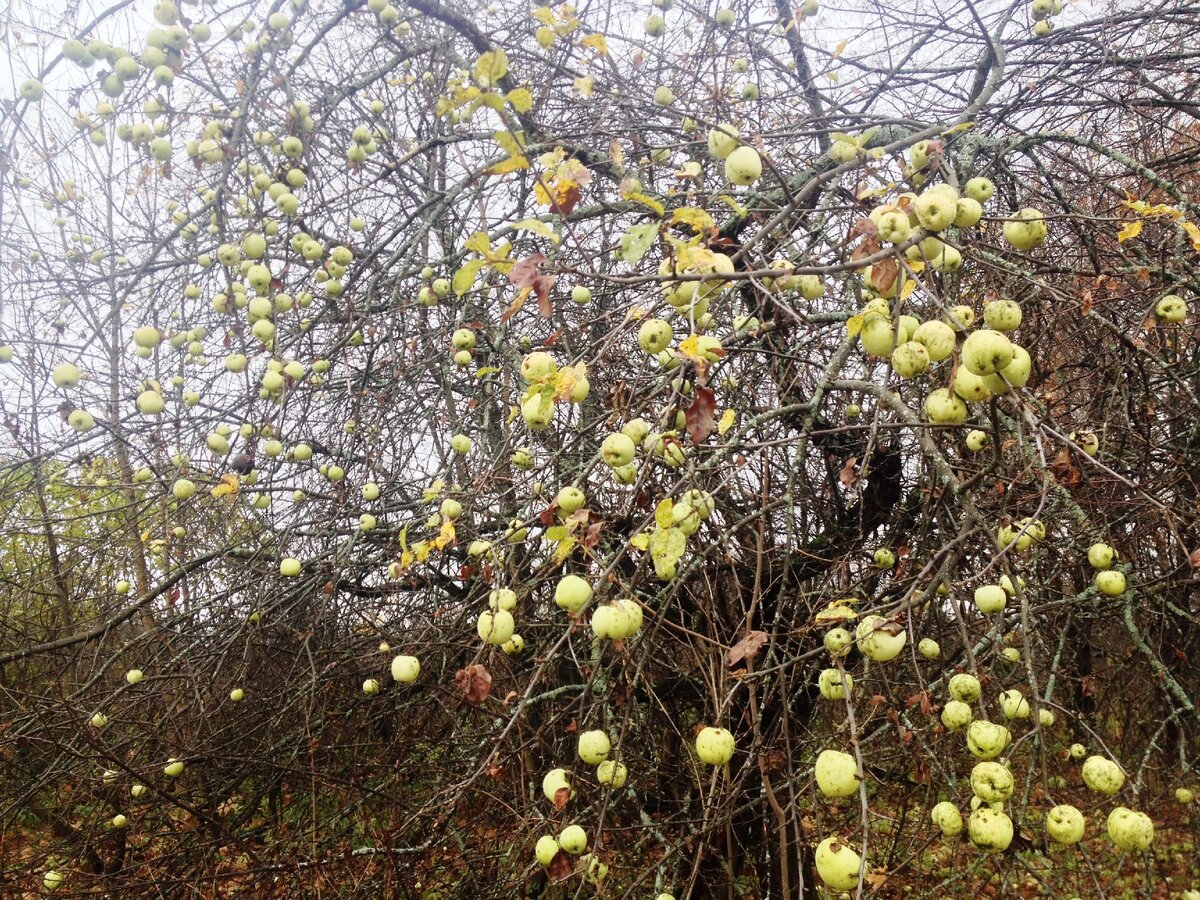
top-left (2, 0), bottom-right (1200, 896)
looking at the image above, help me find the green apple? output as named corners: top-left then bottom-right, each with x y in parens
top-left (965, 429), bottom-right (988, 452)
top-left (707, 123), bottom-right (740, 159)
top-left (230, 687), bottom-right (244, 702)
top-left (557, 486), bottom-right (585, 514)
top-left (521, 351), bottom-right (557, 381)
top-left (974, 584), bottom-right (1006, 614)
top-left (390, 655), bottom-right (419, 683)
top-left (280, 557), bottom-right (302, 577)
top-left (924, 388), bottom-right (967, 425)
top-left (542, 767), bottom-right (574, 804)
top-left (476, 609), bottom-right (515, 645)
top-left (962, 330), bottom-right (1015, 376)
top-left (941, 699), bottom-right (973, 730)
top-left (873, 547), bottom-right (896, 568)
top-left (1156, 294), bottom-right (1187, 322)
top-left (578, 730), bottom-right (611, 764)
top-left (164, 757), bottom-right (185, 777)
top-left (954, 197), bottom-right (983, 228)
top-left (855, 615), bottom-right (906, 662)
top-left (600, 432), bottom-right (637, 468)
top-left (1002, 208), bottom-right (1048, 251)
top-left (814, 749), bottom-right (860, 798)
top-left (970, 762), bottom-right (1014, 805)
top-left (814, 836), bottom-right (861, 890)
top-left (43, 871), bottom-right (64, 891)
top-left (823, 627), bottom-right (853, 657)
top-left (912, 320), bottom-right (956, 361)
top-left (950, 673), bottom-right (982, 702)
top-left (983, 300), bottom-right (1022, 333)
top-left (1175, 787), bottom-right (1193, 805)
top-left (597, 760), bottom-right (628, 788)
top-left (535, 835), bottom-right (559, 866)
top-left (966, 721), bottom-right (1010, 759)
top-left (1082, 755), bottom-right (1125, 794)
top-left (52, 362), bottom-right (81, 387)
top-left (1046, 804), bottom-right (1085, 844)
top-left (695, 726), bottom-right (735, 765)
top-left (488, 588), bottom-right (517, 611)
top-left (914, 191), bottom-right (957, 231)
top-left (818, 668), bottom-right (853, 699)
top-left (559, 824), bottom-right (587, 855)
top-left (918, 638), bottom-right (940, 659)
top-left (724, 146), bottom-right (762, 186)
top-left (171, 479), bottom-right (196, 500)
top-left (1095, 570), bottom-right (1126, 596)
top-left (964, 177), bottom-right (995, 203)
top-left (931, 800), bottom-right (963, 836)
top-left (501, 634), bottom-right (525, 655)
top-left (1087, 543), bottom-right (1116, 569)
top-left (555, 575), bottom-right (592, 613)
top-left (125, 668), bottom-right (144, 684)
top-left (638, 318), bottom-right (673, 353)
top-left (968, 808), bottom-right (1013, 852)
top-left (859, 315), bottom-right (894, 358)
top-left (1106, 807), bottom-right (1153, 851)
top-left (952, 368), bottom-right (992, 403)
top-left (440, 498), bottom-right (462, 520)
top-left (891, 341), bottom-right (930, 378)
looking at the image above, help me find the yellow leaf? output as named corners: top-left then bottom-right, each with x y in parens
top-left (676, 333), bottom-right (705, 364)
top-left (553, 362), bottom-right (587, 400)
top-left (899, 279), bottom-right (918, 301)
top-left (489, 155), bottom-right (530, 175)
top-left (399, 524), bottom-right (409, 552)
top-left (413, 540), bottom-right (432, 563)
top-left (1117, 220), bottom-right (1143, 243)
top-left (574, 75), bottom-right (594, 97)
top-left (473, 49), bottom-right (509, 87)
top-left (434, 519), bottom-right (456, 550)
top-left (510, 218), bottom-right (560, 243)
top-left (674, 161), bottom-right (703, 179)
top-left (718, 409), bottom-right (736, 435)
top-left (941, 122), bottom-right (975, 136)
top-left (1182, 221), bottom-right (1200, 251)
top-left (845, 314), bottom-right (865, 338)
top-left (465, 232), bottom-right (492, 256)
top-left (506, 88), bottom-right (533, 113)
top-left (907, 260), bottom-right (926, 274)
top-left (210, 474), bottom-right (240, 500)
top-left (422, 479), bottom-right (445, 502)
top-left (624, 190), bottom-right (665, 216)
top-left (832, 39), bottom-right (848, 57)
top-left (399, 549), bottom-right (414, 570)
top-left (581, 33), bottom-right (608, 55)
top-left (669, 206), bottom-right (715, 233)
top-left (716, 194), bottom-right (747, 217)
top-left (609, 140), bottom-right (624, 169)
top-left (552, 536), bottom-right (577, 564)
top-left (531, 7), bottom-right (555, 25)
top-left (654, 498), bottom-right (675, 530)
top-left (630, 533), bottom-right (650, 551)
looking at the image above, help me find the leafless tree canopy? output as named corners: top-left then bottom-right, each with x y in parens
top-left (2, 0), bottom-right (1200, 896)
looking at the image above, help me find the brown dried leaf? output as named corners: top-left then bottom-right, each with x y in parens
top-left (838, 456), bottom-right (860, 488)
top-left (552, 786), bottom-right (572, 811)
top-left (850, 235), bottom-right (881, 263)
top-left (548, 849), bottom-right (575, 879)
top-left (685, 386), bottom-right (717, 444)
top-left (508, 253), bottom-right (557, 317)
top-left (1050, 446), bottom-right (1081, 488)
top-left (870, 256), bottom-right (898, 293)
top-left (1189, 547), bottom-right (1200, 568)
top-left (454, 664), bottom-right (492, 705)
top-left (726, 630), bottom-right (769, 668)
